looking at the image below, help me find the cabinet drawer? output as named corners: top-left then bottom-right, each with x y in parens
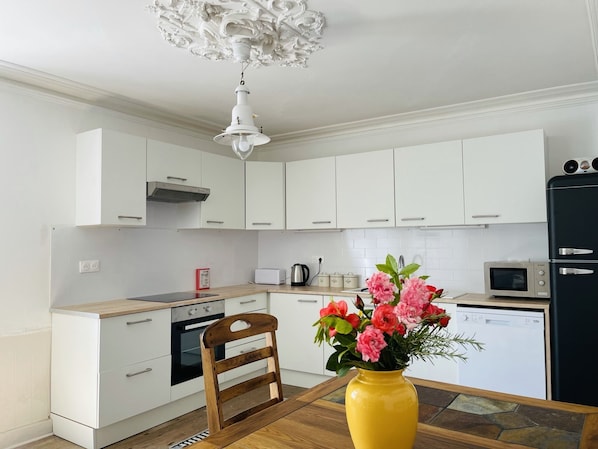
top-left (98, 355), bottom-right (171, 427)
top-left (99, 309), bottom-right (170, 371)
top-left (225, 293), bottom-right (268, 315)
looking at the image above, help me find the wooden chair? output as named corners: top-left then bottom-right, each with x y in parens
top-left (200, 312), bottom-right (284, 434)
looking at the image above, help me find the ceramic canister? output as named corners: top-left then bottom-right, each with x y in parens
top-left (330, 273), bottom-right (343, 288)
top-left (317, 273), bottom-right (330, 287)
top-left (343, 273), bottom-right (360, 289)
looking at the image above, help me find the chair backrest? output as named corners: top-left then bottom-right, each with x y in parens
top-left (200, 312), bottom-right (284, 434)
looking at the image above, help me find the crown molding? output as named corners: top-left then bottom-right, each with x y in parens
top-left (3, 60), bottom-right (598, 146)
top-left (269, 81), bottom-right (598, 145)
top-left (0, 60), bottom-right (221, 136)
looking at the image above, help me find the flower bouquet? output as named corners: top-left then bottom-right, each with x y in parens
top-left (314, 254), bottom-right (482, 376)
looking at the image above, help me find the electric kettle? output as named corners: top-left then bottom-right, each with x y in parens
top-left (290, 263), bottom-right (310, 286)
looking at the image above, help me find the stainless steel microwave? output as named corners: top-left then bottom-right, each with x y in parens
top-left (484, 261), bottom-right (550, 299)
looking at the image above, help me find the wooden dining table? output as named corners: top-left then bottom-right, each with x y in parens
top-left (190, 370), bottom-right (598, 449)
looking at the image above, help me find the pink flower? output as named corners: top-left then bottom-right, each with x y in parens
top-left (400, 277), bottom-right (432, 310)
top-left (356, 325), bottom-right (387, 362)
top-left (366, 272), bottom-right (398, 304)
top-left (396, 301), bottom-right (422, 331)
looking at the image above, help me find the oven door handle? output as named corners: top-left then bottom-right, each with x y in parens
top-left (184, 318), bottom-right (222, 331)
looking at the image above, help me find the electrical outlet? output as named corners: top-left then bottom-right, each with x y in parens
top-left (311, 256), bottom-right (323, 264)
top-left (79, 259), bottom-right (100, 273)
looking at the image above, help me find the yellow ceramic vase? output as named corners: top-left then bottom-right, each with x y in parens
top-left (345, 368), bottom-right (418, 449)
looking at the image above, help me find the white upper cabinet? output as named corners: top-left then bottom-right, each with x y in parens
top-left (395, 141), bottom-right (465, 227)
top-left (286, 157), bottom-right (336, 230)
top-left (76, 128), bottom-right (146, 227)
top-left (178, 152), bottom-right (245, 229)
top-left (245, 161), bottom-right (285, 230)
top-left (336, 149), bottom-right (395, 228)
top-left (462, 129), bottom-right (547, 224)
top-left (146, 139), bottom-right (202, 186)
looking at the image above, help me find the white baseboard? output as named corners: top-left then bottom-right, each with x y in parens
top-left (3, 418), bottom-right (53, 449)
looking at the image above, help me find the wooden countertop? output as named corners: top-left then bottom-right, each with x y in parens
top-left (189, 370), bottom-right (598, 449)
top-left (50, 285), bottom-right (549, 319)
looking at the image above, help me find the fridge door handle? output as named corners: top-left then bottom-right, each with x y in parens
top-left (558, 247), bottom-right (594, 256)
top-left (559, 267), bottom-right (595, 275)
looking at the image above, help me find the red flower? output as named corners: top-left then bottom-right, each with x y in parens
top-left (319, 299), bottom-right (361, 337)
top-left (371, 304), bottom-right (398, 335)
top-left (421, 303), bottom-right (451, 327)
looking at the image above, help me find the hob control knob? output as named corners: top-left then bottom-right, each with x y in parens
top-left (188, 308), bottom-right (197, 316)
top-left (204, 305), bottom-right (212, 313)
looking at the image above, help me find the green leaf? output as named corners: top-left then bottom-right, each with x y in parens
top-left (399, 262), bottom-right (420, 277)
top-left (333, 318), bottom-right (354, 335)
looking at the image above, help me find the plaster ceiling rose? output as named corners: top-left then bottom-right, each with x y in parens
top-left (147, 0), bottom-right (326, 67)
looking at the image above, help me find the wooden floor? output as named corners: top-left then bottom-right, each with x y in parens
top-left (17, 385), bottom-right (306, 449)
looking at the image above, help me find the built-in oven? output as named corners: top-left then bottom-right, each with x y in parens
top-left (171, 300), bottom-right (225, 386)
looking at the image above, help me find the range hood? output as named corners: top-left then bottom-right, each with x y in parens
top-left (146, 181), bottom-right (210, 203)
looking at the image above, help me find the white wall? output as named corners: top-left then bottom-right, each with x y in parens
top-left (257, 224), bottom-right (548, 295)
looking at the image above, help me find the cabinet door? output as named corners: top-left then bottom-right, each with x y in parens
top-left (404, 303), bottom-right (459, 384)
top-left (178, 152), bottom-right (245, 229)
top-left (463, 129), bottom-right (547, 224)
top-left (395, 141), bottom-right (465, 227)
top-left (286, 157), bottom-right (336, 229)
top-left (336, 149), bottom-right (395, 228)
top-left (201, 152), bottom-right (245, 229)
top-left (269, 293), bottom-right (324, 374)
top-left (245, 161), bottom-right (285, 229)
top-left (76, 128), bottom-right (146, 226)
top-left (146, 139), bottom-right (202, 186)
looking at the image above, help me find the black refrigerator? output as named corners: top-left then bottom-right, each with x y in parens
top-left (547, 173), bottom-right (598, 406)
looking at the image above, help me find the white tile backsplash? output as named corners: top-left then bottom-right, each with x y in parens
top-left (258, 223), bottom-right (548, 293)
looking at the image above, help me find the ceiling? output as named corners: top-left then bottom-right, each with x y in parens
top-left (1, 0), bottom-right (598, 140)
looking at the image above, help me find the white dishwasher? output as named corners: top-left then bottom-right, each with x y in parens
top-left (457, 306), bottom-right (546, 399)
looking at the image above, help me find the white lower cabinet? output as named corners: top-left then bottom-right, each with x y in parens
top-left (269, 293), bottom-right (325, 381)
top-left (51, 309), bottom-right (172, 448)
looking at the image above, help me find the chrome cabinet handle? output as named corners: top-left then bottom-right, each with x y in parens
top-left (401, 217), bottom-right (425, 221)
top-left (118, 215), bottom-right (143, 220)
top-left (126, 367), bottom-right (152, 378)
top-left (559, 267), bottom-right (595, 275)
top-left (471, 214), bottom-right (500, 218)
top-left (240, 299), bottom-right (257, 304)
top-left (366, 218), bottom-right (390, 223)
top-left (251, 222), bottom-right (272, 226)
top-left (558, 247), bottom-right (594, 256)
top-left (298, 299), bottom-right (318, 303)
top-left (312, 220), bottom-right (332, 224)
top-left (126, 318), bottom-right (152, 325)
top-left (166, 176), bottom-right (187, 182)
top-left (206, 220), bottom-right (224, 224)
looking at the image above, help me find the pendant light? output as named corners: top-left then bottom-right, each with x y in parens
top-left (214, 38), bottom-right (270, 160)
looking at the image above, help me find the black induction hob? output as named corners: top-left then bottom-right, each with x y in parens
top-left (128, 291), bottom-right (219, 303)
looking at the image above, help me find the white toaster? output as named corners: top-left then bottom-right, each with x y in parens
top-left (254, 268), bottom-right (286, 285)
